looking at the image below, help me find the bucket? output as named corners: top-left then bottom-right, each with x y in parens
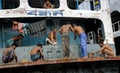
top-left (87, 52), bottom-right (94, 58)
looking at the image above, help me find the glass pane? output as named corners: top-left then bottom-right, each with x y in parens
top-left (67, 0), bottom-right (101, 11)
top-left (115, 23), bottom-right (119, 31)
top-left (1, 0), bottom-right (19, 9)
top-left (0, 18), bottom-right (104, 48)
top-left (28, 0), bottom-right (60, 9)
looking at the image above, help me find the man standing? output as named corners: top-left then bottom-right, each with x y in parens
top-left (73, 24), bottom-right (87, 58)
top-left (30, 44), bottom-right (44, 61)
top-left (46, 27), bottom-right (57, 45)
top-left (59, 23), bottom-right (74, 58)
top-left (2, 44), bottom-right (18, 63)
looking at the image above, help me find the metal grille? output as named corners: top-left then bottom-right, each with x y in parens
top-left (29, 20), bottom-right (46, 37)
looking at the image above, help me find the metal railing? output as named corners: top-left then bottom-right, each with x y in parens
top-left (112, 21), bottom-right (120, 32)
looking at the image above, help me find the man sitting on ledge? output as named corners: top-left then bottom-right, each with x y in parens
top-left (46, 27), bottom-right (57, 45)
top-left (94, 43), bottom-right (115, 57)
top-left (30, 44), bottom-right (44, 61)
top-left (2, 44), bottom-right (18, 63)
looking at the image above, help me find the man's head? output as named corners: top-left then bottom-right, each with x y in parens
top-left (13, 21), bottom-right (19, 25)
top-left (11, 43), bottom-right (18, 49)
top-left (37, 43), bottom-right (42, 48)
top-left (52, 27), bottom-right (57, 33)
top-left (46, 0), bottom-right (50, 3)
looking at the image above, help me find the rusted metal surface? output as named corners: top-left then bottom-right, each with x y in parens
top-left (0, 56), bottom-right (120, 69)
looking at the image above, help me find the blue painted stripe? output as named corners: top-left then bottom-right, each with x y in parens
top-left (0, 0), bottom-right (2, 9)
top-left (76, 0), bottom-right (79, 10)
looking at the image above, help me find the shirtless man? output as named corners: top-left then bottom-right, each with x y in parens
top-left (2, 44), bottom-right (18, 63)
top-left (7, 34), bottom-right (23, 47)
top-left (72, 24), bottom-right (87, 58)
top-left (94, 43), bottom-right (115, 57)
top-left (59, 23), bottom-right (74, 58)
top-left (30, 44), bottom-right (44, 61)
top-left (43, 0), bottom-right (54, 9)
top-left (46, 27), bottom-right (57, 45)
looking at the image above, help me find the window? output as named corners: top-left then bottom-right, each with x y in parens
top-left (1, 0), bottom-right (19, 9)
top-left (114, 23), bottom-right (119, 32)
top-left (28, 0), bottom-right (60, 9)
top-left (112, 25), bottom-right (115, 32)
top-left (67, 0), bottom-right (101, 11)
top-left (0, 18), bottom-right (104, 48)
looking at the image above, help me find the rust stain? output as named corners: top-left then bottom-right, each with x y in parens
top-left (0, 57), bottom-right (120, 69)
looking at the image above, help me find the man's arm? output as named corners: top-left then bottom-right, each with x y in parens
top-left (54, 34), bottom-right (57, 42)
top-left (94, 50), bottom-right (101, 54)
top-left (13, 51), bottom-right (18, 62)
top-left (39, 48), bottom-right (44, 60)
top-left (74, 31), bottom-right (77, 40)
top-left (18, 39), bottom-right (21, 46)
top-left (94, 45), bottom-right (105, 54)
top-left (50, 33), bottom-right (56, 43)
top-left (43, 3), bottom-right (47, 8)
top-left (59, 26), bottom-right (62, 34)
top-left (70, 25), bottom-right (74, 32)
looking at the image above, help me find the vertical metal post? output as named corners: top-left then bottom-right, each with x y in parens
top-left (2, 24), bottom-right (5, 48)
top-left (76, 0), bottom-right (79, 10)
top-left (0, 0), bottom-right (2, 9)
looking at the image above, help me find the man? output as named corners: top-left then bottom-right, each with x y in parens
top-left (12, 21), bottom-right (29, 36)
top-left (94, 43), bottom-right (115, 57)
top-left (59, 23), bottom-right (74, 58)
top-left (30, 44), bottom-right (44, 61)
top-left (12, 21), bottom-right (23, 33)
top-left (46, 27), bottom-right (57, 45)
top-left (7, 34), bottom-right (23, 47)
top-left (72, 24), bottom-right (87, 58)
top-left (43, 0), bottom-right (54, 9)
top-left (2, 44), bottom-right (18, 63)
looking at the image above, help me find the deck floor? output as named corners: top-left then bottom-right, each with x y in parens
top-left (0, 56), bottom-right (120, 69)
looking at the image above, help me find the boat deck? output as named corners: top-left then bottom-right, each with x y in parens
top-left (0, 56), bottom-right (120, 69)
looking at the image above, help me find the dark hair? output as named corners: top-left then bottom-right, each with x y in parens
top-left (18, 34), bottom-right (24, 38)
top-left (11, 43), bottom-right (18, 47)
top-left (52, 26), bottom-right (56, 30)
top-left (37, 43), bottom-right (42, 48)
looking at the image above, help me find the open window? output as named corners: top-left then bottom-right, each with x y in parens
top-left (0, 18), bottom-right (117, 63)
top-left (1, 0), bottom-right (19, 9)
top-left (0, 18), bottom-right (104, 48)
top-left (28, 0), bottom-right (60, 9)
top-left (67, 0), bottom-right (101, 11)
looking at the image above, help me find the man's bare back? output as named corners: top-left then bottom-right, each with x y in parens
top-left (59, 24), bottom-right (74, 34)
top-left (2, 45), bottom-right (18, 63)
top-left (101, 45), bottom-right (114, 56)
top-left (30, 46), bottom-right (42, 55)
top-left (73, 26), bottom-right (84, 35)
top-left (96, 44), bottom-right (114, 57)
top-left (30, 46), bottom-right (40, 55)
top-left (3, 47), bottom-right (14, 55)
top-left (48, 31), bottom-right (56, 43)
